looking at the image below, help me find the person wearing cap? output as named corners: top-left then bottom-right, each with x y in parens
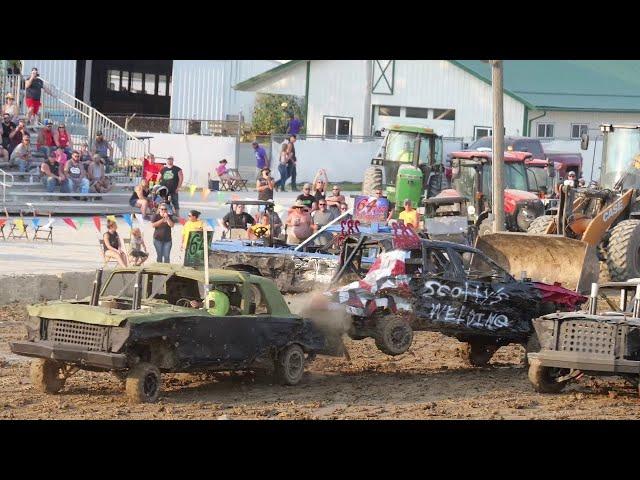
top-left (556, 171), bottom-right (577, 195)
top-left (1, 112), bottom-right (16, 152)
top-left (181, 209), bottom-right (205, 250)
top-left (578, 177), bottom-right (586, 188)
top-left (159, 156), bottom-right (183, 217)
top-left (256, 167), bottom-right (275, 203)
top-left (296, 183), bottom-right (315, 210)
top-left (92, 131), bottom-right (114, 171)
top-left (285, 200), bottom-right (313, 245)
top-left (10, 134), bottom-right (33, 172)
top-left (220, 203), bottom-right (256, 232)
top-left (54, 123), bottom-right (73, 156)
top-left (36, 120), bottom-right (57, 157)
top-left (252, 141), bottom-right (269, 179)
top-left (398, 199), bottom-right (421, 229)
top-left (88, 154), bottom-right (112, 194)
top-left (2, 93), bottom-right (18, 123)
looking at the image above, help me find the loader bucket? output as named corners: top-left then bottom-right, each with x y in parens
top-left (474, 233), bottom-right (599, 294)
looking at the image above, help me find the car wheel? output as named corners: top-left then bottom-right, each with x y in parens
top-left (374, 317), bottom-right (413, 356)
top-left (125, 362), bottom-right (162, 403)
top-left (30, 359), bottom-right (66, 394)
top-left (528, 359), bottom-right (569, 393)
top-left (521, 332), bottom-right (541, 367)
top-left (275, 344), bottom-right (305, 386)
top-left (462, 341), bottom-right (498, 367)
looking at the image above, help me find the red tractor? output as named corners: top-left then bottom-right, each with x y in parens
top-left (448, 150), bottom-right (545, 236)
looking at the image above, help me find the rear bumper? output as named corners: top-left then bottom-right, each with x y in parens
top-left (10, 341), bottom-right (128, 370)
top-left (528, 351), bottom-right (640, 374)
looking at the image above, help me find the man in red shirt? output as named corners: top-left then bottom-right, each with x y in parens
top-left (143, 153), bottom-right (164, 183)
top-left (36, 119), bottom-right (57, 157)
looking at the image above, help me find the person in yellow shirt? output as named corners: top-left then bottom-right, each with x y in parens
top-left (181, 209), bottom-right (204, 249)
top-left (398, 199), bottom-right (421, 229)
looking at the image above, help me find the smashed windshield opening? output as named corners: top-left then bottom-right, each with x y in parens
top-left (100, 272), bottom-right (171, 300)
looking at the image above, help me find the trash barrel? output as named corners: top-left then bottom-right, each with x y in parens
top-left (209, 179), bottom-right (219, 191)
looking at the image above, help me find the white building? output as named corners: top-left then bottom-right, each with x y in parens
top-left (234, 60), bottom-right (640, 142)
top-left (20, 60), bottom-right (281, 122)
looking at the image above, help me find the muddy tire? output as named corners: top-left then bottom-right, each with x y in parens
top-left (125, 362), bottom-right (161, 403)
top-left (528, 360), bottom-right (569, 393)
top-left (362, 166), bottom-right (383, 196)
top-left (30, 359), bottom-right (66, 394)
top-left (275, 344), bottom-right (305, 386)
top-left (462, 341), bottom-right (498, 367)
top-left (374, 317), bottom-right (413, 356)
top-left (606, 219), bottom-right (640, 281)
top-left (527, 215), bottom-right (555, 234)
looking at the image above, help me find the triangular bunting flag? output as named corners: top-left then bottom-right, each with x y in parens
top-left (0, 218), bottom-right (6, 228)
top-left (231, 193), bottom-right (240, 201)
top-left (15, 218), bottom-right (25, 232)
top-left (217, 191), bottom-right (224, 202)
top-left (31, 217), bottom-right (40, 229)
top-left (62, 218), bottom-right (77, 230)
top-left (189, 184), bottom-right (197, 197)
top-left (201, 187), bottom-right (211, 201)
top-left (93, 216), bottom-right (101, 232)
top-left (134, 213), bottom-right (145, 227)
top-left (76, 217), bottom-right (85, 229)
top-left (106, 215), bottom-right (117, 223)
top-left (43, 218), bottom-right (55, 230)
top-left (206, 218), bottom-right (216, 230)
top-left (123, 213), bottom-right (133, 228)
top-left (178, 217), bottom-right (186, 226)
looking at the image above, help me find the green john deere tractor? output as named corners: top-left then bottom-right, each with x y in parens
top-left (363, 125), bottom-right (444, 218)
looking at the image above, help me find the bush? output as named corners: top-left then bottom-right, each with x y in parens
top-left (252, 94), bottom-right (305, 135)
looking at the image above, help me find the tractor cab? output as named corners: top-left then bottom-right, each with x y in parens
top-left (599, 124), bottom-right (640, 191)
top-left (363, 125), bottom-right (444, 218)
top-left (449, 150), bottom-right (544, 233)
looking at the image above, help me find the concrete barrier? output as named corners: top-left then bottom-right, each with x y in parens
top-left (0, 270), bottom-right (113, 305)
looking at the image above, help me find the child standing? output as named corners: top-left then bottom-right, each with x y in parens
top-left (129, 227), bottom-right (149, 266)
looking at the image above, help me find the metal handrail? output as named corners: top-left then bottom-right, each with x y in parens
top-left (0, 168), bottom-right (14, 203)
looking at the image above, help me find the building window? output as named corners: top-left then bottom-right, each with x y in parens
top-left (324, 116), bottom-right (352, 137)
top-left (107, 70), bottom-right (120, 91)
top-left (121, 71), bottom-right (129, 92)
top-left (571, 123), bottom-right (588, 139)
top-left (379, 105), bottom-right (401, 117)
top-left (157, 75), bottom-right (167, 97)
top-left (474, 126), bottom-right (492, 140)
top-left (537, 123), bottom-right (554, 138)
top-left (405, 107), bottom-right (429, 119)
top-left (131, 72), bottom-right (143, 94)
top-left (144, 73), bottom-right (156, 95)
top-left (434, 108), bottom-right (455, 120)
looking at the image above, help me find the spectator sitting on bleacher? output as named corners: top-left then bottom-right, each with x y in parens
top-left (88, 154), bottom-right (112, 194)
top-left (65, 150), bottom-right (90, 195)
top-left (92, 131), bottom-right (113, 172)
top-left (54, 146), bottom-right (68, 171)
top-left (130, 178), bottom-right (151, 216)
top-left (40, 151), bottom-right (69, 193)
top-left (10, 134), bottom-right (33, 172)
top-left (2, 93), bottom-right (18, 124)
top-left (36, 120), bottom-right (57, 157)
top-left (54, 123), bottom-right (72, 156)
top-left (9, 120), bottom-right (26, 155)
top-left (1, 113), bottom-right (16, 152)
top-left (79, 142), bottom-right (92, 164)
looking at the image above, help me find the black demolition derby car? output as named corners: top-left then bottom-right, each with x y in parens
top-left (329, 238), bottom-right (587, 365)
top-left (10, 264), bottom-right (345, 403)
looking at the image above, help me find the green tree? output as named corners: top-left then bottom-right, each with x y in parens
top-left (252, 93), bottom-right (305, 135)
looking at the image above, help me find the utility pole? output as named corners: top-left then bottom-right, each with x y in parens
top-left (491, 60), bottom-right (505, 232)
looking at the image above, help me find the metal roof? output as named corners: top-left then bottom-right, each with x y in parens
top-left (236, 60), bottom-right (640, 113)
top-left (453, 60), bottom-right (640, 112)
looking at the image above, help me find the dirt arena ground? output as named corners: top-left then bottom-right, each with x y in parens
top-left (2, 302), bottom-right (640, 420)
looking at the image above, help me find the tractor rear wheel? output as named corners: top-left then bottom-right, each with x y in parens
top-left (606, 219), bottom-right (640, 281)
top-left (527, 215), bottom-right (555, 234)
top-left (362, 166), bottom-right (383, 196)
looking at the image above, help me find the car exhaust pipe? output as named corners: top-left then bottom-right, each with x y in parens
top-left (633, 284), bottom-right (640, 318)
top-left (90, 268), bottom-right (103, 306)
top-left (588, 283), bottom-right (598, 315)
top-left (132, 270), bottom-right (143, 310)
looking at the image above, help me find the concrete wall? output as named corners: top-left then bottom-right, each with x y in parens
top-left (0, 271), bottom-right (112, 305)
top-left (130, 131), bottom-right (237, 187)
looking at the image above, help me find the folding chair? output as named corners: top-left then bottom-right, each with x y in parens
top-left (8, 219), bottom-right (29, 240)
top-left (33, 218), bottom-right (54, 243)
top-left (0, 219), bottom-right (6, 240)
top-left (227, 168), bottom-right (248, 191)
top-left (99, 239), bottom-right (120, 267)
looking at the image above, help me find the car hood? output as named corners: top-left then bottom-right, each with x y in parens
top-left (27, 302), bottom-right (212, 327)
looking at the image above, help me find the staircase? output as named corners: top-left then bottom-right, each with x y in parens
top-left (0, 74), bottom-right (148, 214)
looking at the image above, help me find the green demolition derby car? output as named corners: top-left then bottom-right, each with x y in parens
top-left (10, 264), bottom-right (344, 403)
